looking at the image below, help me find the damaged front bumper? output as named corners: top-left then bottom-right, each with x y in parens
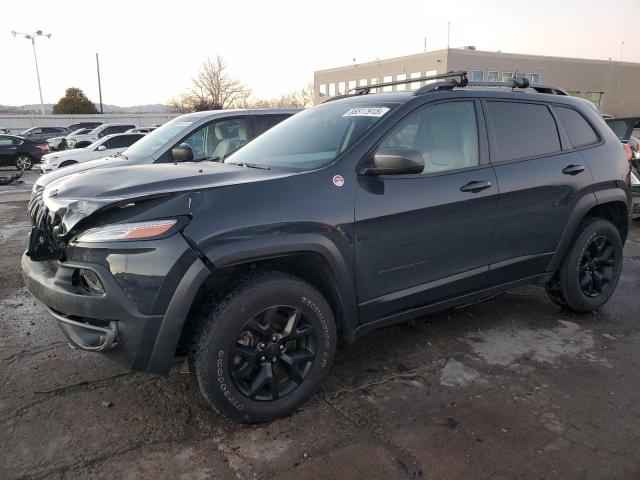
top-left (21, 253), bottom-right (165, 368)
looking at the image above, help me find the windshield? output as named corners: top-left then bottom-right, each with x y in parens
top-left (70, 128), bottom-right (89, 136)
top-left (122, 117), bottom-right (195, 160)
top-left (224, 103), bottom-right (397, 170)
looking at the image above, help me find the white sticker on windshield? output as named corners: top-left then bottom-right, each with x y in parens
top-left (343, 107), bottom-right (390, 118)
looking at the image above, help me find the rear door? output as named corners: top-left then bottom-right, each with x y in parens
top-left (354, 99), bottom-right (498, 323)
top-left (0, 137), bottom-right (17, 164)
top-left (485, 100), bottom-right (595, 283)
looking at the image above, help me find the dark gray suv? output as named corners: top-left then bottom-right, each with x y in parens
top-left (22, 72), bottom-right (632, 423)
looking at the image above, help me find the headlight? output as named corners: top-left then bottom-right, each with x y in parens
top-left (76, 219), bottom-right (177, 243)
top-left (631, 171), bottom-right (640, 186)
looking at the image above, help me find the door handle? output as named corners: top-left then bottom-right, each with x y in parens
top-left (460, 180), bottom-right (492, 193)
top-left (562, 164), bottom-right (585, 175)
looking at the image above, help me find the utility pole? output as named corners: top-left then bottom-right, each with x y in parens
top-left (620, 41), bottom-right (624, 61)
top-left (12, 30), bottom-right (51, 115)
top-left (96, 53), bottom-right (104, 114)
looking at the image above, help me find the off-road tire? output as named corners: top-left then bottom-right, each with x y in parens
top-left (547, 218), bottom-right (623, 312)
top-left (188, 271), bottom-right (336, 423)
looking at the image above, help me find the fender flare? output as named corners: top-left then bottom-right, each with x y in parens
top-left (205, 233), bottom-right (359, 341)
top-left (146, 234), bottom-right (359, 374)
top-left (547, 188), bottom-right (629, 272)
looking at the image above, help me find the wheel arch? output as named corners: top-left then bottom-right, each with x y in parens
top-left (146, 237), bottom-right (358, 375)
top-left (59, 160), bottom-right (79, 168)
top-left (547, 188), bottom-right (630, 273)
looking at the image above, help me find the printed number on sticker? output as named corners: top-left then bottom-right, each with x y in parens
top-left (343, 107), bottom-right (390, 118)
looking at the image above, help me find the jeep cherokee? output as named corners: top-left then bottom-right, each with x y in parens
top-left (21, 71), bottom-right (632, 423)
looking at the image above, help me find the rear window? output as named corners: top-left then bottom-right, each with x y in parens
top-left (555, 106), bottom-right (598, 148)
top-left (487, 101), bottom-right (561, 162)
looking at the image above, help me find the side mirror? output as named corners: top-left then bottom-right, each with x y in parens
top-left (360, 148), bottom-right (424, 176)
top-left (97, 145), bottom-right (106, 151)
top-left (171, 144), bottom-right (194, 162)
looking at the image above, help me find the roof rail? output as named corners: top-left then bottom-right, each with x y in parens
top-left (466, 78), bottom-right (568, 95)
top-left (322, 71), bottom-right (568, 103)
top-left (350, 70), bottom-right (469, 95)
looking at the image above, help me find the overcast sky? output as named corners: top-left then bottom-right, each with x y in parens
top-left (1, 0), bottom-right (638, 107)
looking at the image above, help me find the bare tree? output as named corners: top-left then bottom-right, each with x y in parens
top-left (191, 55), bottom-right (250, 109)
top-left (169, 55), bottom-right (250, 112)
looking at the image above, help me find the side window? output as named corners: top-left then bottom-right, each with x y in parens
top-left (555, 106), bottom-right (598, 148)
top-left (487, 101), bottom-right (561, 162)
top-left (380, 101), bottom-right (479, 174)
top-left (176, 118), bottom-right (250, 161)
top-left (252, 115), bottom-right (289, 137)
top-left (106, 135), bottom-right (139, 149)
top-left (0, 138), bottom-right (15, 146)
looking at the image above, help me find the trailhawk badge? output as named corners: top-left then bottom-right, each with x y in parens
top-left (332, 175), bottom-right (344, 187)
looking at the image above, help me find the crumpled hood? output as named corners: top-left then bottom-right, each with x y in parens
top-left (41, 161), bottom-right (291, 235)
top-left (37, 155), bottom-right (132, 188)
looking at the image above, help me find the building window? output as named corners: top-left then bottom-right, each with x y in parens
top-left (410, 72), bottom-right (421, 89)
top-left (585, 92), bottom-right (603, 110)
top-left (359, 78), bottom-right (368, 87)
top-left (329, 83), bottom-right (336, 96)
top-left (396, 73), bottom-right (407, 90)
top-left (425, 70), bottom-right (437, 85)
top-left (471, 70), bottom-right (483, 82)
top-left (530, 73), bottom-right (540, 84)
top-left (348, 80), bottom-right (356, 92)
top-left (383, 75), bottom-right (393, 92)
top-left (319, 84), bottom-right (327, 97)
top-left (338, 82), bottom-right (345, 95)
top-left (370, 77), bottom-right (378, 87)
top-left (501, 72), bottom-right (514, 81)
top-left (488, 71), bottom-right (499, 82)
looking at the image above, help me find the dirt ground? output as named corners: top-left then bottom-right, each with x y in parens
top-left (1, 169), bottom-right (640, 479)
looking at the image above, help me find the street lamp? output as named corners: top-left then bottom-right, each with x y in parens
top-left (11, 29), bottom-right (52, 115)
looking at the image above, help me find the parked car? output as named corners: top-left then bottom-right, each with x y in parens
top-left (66, 123), bottom-right (137, 149)
top-left (0, 127), bottom-right (8, 134)
top-left (0, 135), bottom-right (48, 169)
top-left (127, 126), bottom-right (157, 134)
top-left (604, 116), bottom-right (640, 218)
top-left (34, 109), bottom-right (298, 189)
top-left (40, 133), bottom-right (146, 173)
top-left (66, 122), bottom-right (102, 132)
top-left (22, 73), bottom-right (632, 423)
top-left (19, 126), bottom-right (70, 143)
top-left (47, 128), bottom-right (92, 152)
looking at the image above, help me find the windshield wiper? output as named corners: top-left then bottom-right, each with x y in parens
top-left (233, 162), bottom-right (271, 170)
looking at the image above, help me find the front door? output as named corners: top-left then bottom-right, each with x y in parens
top-left (354, 100), bottom-right (498, 323)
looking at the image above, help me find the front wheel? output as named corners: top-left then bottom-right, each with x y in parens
top-left (15, 154), bottom-right (33, 170)
top-left (189, 272), bottom-right (337, 423)
top-left (547, 218), bottom-right (623, 312)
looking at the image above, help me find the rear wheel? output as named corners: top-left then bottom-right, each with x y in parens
top-left (189, 272), bottom-right (336, 423)
top-left (546, 218), bottom-right (623, 312)
top-left (15, 154), bottom-right (32, 170)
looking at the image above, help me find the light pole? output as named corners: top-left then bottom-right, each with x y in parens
top-left (12, 30), bottom-right (51, 116)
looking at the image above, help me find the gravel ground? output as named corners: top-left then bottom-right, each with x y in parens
top-left (1, 169), bottom-right (640, 479)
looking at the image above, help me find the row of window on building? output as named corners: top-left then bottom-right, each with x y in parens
top-left (318, 70), bottom-right (541, 97)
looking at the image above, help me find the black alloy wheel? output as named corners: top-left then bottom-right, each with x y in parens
top-left (578, 235), bottom-right (615, 298)
top-left (230, 306), bottom-right (316, 401)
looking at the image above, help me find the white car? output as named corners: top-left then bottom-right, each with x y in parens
top-left (66, 123), bottom-right (136, 149)
top-left (40, 133), bottom-right (144, 173)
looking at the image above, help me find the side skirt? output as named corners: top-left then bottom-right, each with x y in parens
top-left (351, 273), bottom-right (552, 340)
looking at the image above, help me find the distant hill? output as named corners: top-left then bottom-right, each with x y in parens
top-left (6, 103), bottom-right (172, 114)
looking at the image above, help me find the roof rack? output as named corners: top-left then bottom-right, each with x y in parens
top-left (322, 70), bottom-right (568, 103)
top-left (351, 70), bottom-right (468, 95)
